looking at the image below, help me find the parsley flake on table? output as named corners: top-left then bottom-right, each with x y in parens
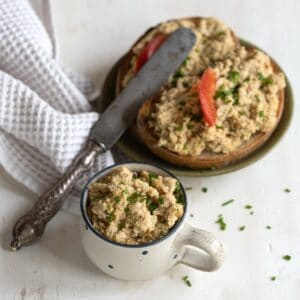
top-left (282, 255), bottom-right (291, 261)
top-left (266, 226), bottom-right (271, 230)
top-left (239, 226), bottom-right (245, 231)
top-left (284, 188), bottom-right (291, 193)
top-left (270, 276), bottom-right (276, 281)
top-left (222, 199), bottom-right (234, 206)
top-left (201, 187), bottom-right (208, 193)
top-left (185, 187), bottom-right (193, 191)
top-left (244, 204), bottom-right (252, 209)
top-left (182, 275), bottom-right (192, 287)
top-left (215, 214), bottom-right (226, 231)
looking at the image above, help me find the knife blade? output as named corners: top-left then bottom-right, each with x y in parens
top-left (89, 27), bottom-right (196, 149)
top-left (10, 27), bottom-right (196, 250)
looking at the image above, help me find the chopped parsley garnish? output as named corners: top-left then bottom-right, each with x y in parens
top-left (215, 31), bottom-right (225, 39)
top-left (127, 192), bottom-right (139, 204)
top-left (182, 81), bottom-right (189, 88)
top-left (147, 201), bottom-right (158, 214)
top-left (171, 81), bottom-right (177, 88)
top-left (222, 199), bottom-right (234, 206)
top-left (284, 188), bottom-right (291, 193)
top-left (182, 275), bottom-right (192, 287)
top-left (145, 196), bottom-right (159, 214)
top-left (182, 57), bottom-right (190, 67)
top-left (173, 69), bottom-right (184, 78)
top-left (257, 72), bottom-right (273, 87)
top-left (175, 124), bottom-right (184, 131)
top-left (216, 125), bottom-right (224, 129)
top-left (228, 71), bottom-right (240, 84)
top-left (174, 181), bottom-right (184, 205)
top-left (282, 255), bottom-right (291, 261)
top-left (215, 85), bottom-right (232, 101)
top-left (158, 197), bottom-right (164, 205)
top-left (139, 195), bottom-right (148, 202)
top-left (107, 212), bottom-right (115, 222)
top-left (239, 225), bottom-right (245, 231)
top-left (244, 204), bottom-right (252, 210)
top-left (171, 69), bottom-right (184, 87)
top-left (266, 225), bottom-right (272, 230)
top-left (232, 86), bottom-right (240, 105)
top-left (187, 123), bottom-right (194, 130)
top-left (185, 187), bottom-right (193, 191)
top-left (124, 207), bottom-right (130, 213)
top-left (201, 187), bottom-right (208, 193)
top-left (270, 276), bottom-right (276, 281)
top-left (255, 95), bottom-right (261, 102)
top-left (148, 173), bottom-right (158, 185)
top-left (258, 110), bottom-right (264, 118)
top-left (114, 196), bottom-right (121, 203)
top-left (215, 214), bottom-right (226, 231)
top-left (195, 48), bottom-right (200, 53)
top-left (215, 84), bottom-right (240, 105)
top-left (250, 211), bottom-right (254, 215)
top-left (122, 189), bottom-right (129, 196)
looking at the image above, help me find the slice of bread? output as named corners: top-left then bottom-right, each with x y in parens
top-left (136, 69), bottom-right (284, 169)
top-left (116, 17), bottom-right (285, 169)
top-left (116, 17), bottom-right (238, 94)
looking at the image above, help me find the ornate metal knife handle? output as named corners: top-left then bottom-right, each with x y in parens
top-left (11, 140), bottom-right (105, 251)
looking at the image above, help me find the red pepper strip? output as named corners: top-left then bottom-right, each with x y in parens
top-left (135, 34), bottom-right (167, 72)
top-left (197, 68), bottom-right (217, 126)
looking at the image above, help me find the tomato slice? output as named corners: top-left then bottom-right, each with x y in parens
top-left (135, 34), bottom-right (167, 72)
top-left (197, 68), bottom-right (217, 126)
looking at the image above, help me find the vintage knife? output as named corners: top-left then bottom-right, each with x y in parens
top-left (10, 28), bottom-right (196, 250)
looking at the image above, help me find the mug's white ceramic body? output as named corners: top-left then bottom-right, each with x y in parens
top-left (80, 163), bottom-right (224, 280)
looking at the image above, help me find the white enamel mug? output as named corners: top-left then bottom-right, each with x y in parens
top-left (80, 162), bottom-right (224, 280)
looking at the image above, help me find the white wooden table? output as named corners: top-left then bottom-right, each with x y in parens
top-left (0, 0), bottom-right (299, 299)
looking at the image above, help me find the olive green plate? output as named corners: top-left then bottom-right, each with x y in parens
top-left (99, 39), bottom-right (293, 177)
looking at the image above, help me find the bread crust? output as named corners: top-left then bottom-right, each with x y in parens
top-left (116, 17), bottom-right (284, 169)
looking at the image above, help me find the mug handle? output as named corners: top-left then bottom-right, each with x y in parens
top-left (175, 223), bottom-right (224, 271)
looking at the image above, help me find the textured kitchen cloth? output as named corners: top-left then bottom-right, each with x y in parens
top-left (0, 0), bottom-right (115, 214)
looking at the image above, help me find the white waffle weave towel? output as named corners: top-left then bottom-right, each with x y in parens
top-left (0, 0), bottom-right (114, 213)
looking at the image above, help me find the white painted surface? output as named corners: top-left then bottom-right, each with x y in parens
top-left (0, 0), bottom-right (299, 299)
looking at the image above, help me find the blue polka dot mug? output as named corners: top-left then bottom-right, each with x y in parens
top-left (80, 162), bottom-right (224, 280)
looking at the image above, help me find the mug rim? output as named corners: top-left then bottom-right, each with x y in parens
top-left (80, 162), bottom-right (187, 248)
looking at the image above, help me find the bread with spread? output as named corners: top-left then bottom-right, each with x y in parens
top-left (116, 17), bottom-right (286, 169)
